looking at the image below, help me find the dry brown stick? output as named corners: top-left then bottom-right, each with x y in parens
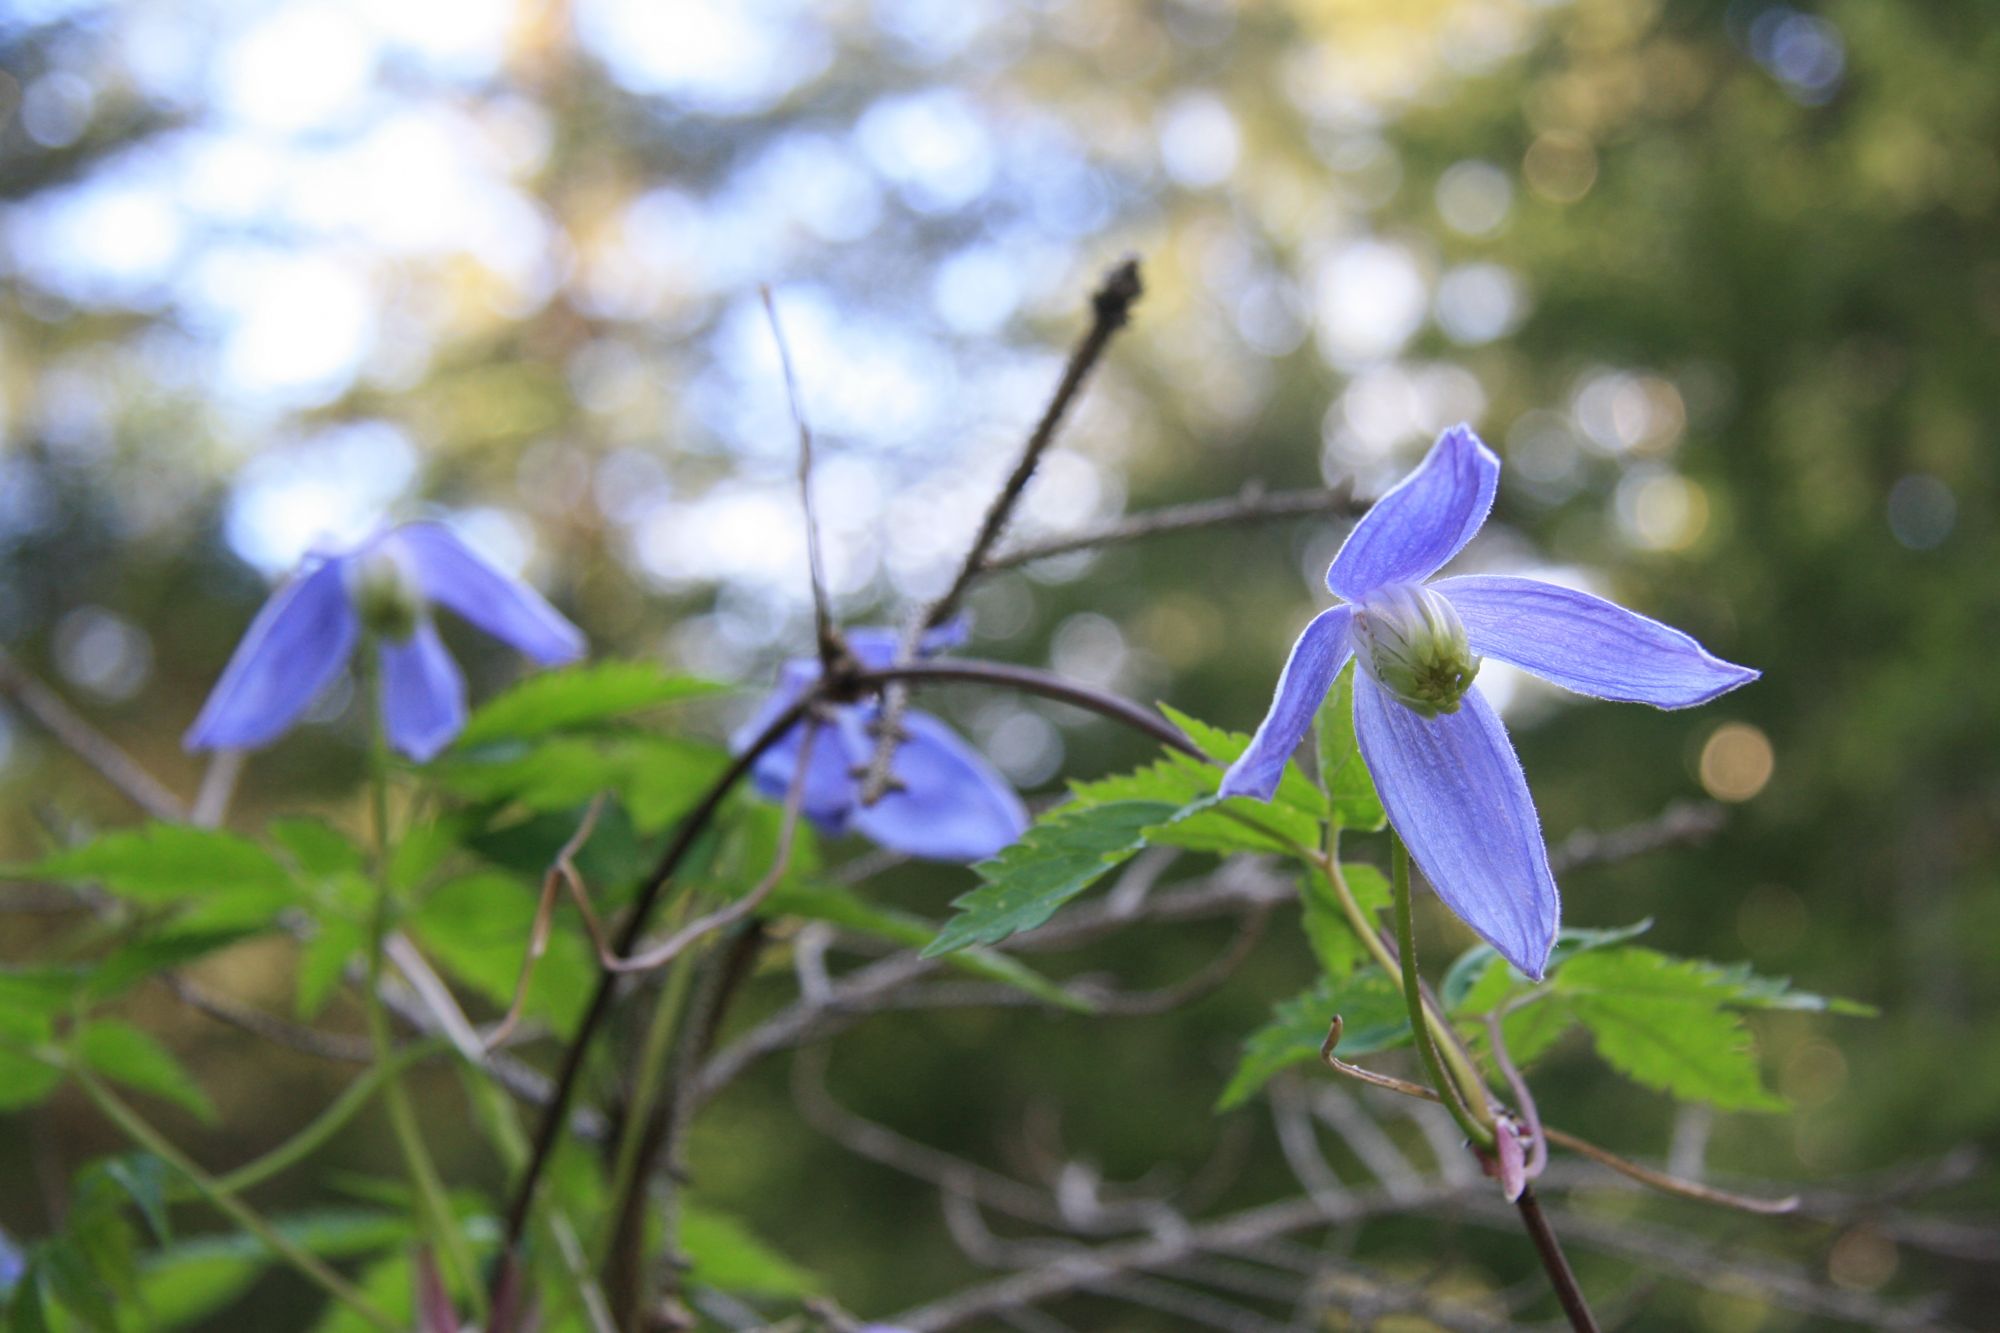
top-left (485, 794), bottom-right (609, 1051)
top-left (924, 257), bottom-right (1144, 632)
top-left (1547, 800), bottom-right (1726, 874)
top-left (979, 482), bottom-right (1359, 575)
top-left (0, 647), bottom-right (187, 821)
top-left (859, 258), bottom-right (1144, 806)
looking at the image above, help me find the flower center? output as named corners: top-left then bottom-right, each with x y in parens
top-left (1352, 583), bottom-right (1481, 718)
top-left (347, 542), bottom-right (425, 643)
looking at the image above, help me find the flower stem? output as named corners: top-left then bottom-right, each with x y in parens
top-left (1389, 834), bottom-right (1494, 1146)
top-left (1314, 840), bottom-right (1492, 1138)
top-left (72, 1066), bottom-right (400, 1331)
top-left (598, 911), bottom-right (699, 1263)
top-left (359, 657), bottom-right (486, 1323)
top-left (1514, 1183), bottom-right (1601, 1332)
top-left (213, 1037), bottom-right (443, 1196)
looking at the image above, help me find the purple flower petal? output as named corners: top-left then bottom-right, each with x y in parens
top-left (1353, 674), bottom-right (1558, 979)
top-left (392, 523), bottom-right (585, 666)
top-left (843, 619), bottom-right (969, 670)
top-left (1326, 425), bottom-right (1499, 601)
top-left (838, 707), bottom-right (1028, 862)
top-left (747, 709), bottom-right (861, 830)
top-left (184, 558), bottom-right (359, 752)
top-left (1434, 575), bottom-right (1760, 708)
top-left (378, 620), bottom-right (468, 762)
top-left (1219, 606), bottom-right (1355, 801)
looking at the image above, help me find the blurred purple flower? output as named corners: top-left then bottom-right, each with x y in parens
top-left (1221, 426), bottom-right (1756, 978)
top-left (734, 625), bottom-right (1028, 862)
top-left (185, 523), bottom-right (584, 762)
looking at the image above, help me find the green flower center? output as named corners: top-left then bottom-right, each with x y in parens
top-left (347, 545), bottom-right (425, 644)
top-left (1353, 583), bottom-right (1481, 718)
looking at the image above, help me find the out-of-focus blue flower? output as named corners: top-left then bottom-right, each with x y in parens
top-left (186, 523), bottom-right (584, 762)
top-left (0, 1226), bottom-right (22, 1294)
top-left (1222, 426), bottom-right (1756, 978)
top-left (734, 625), bottom-right (1028, 862)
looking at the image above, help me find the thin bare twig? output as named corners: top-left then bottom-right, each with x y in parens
top-left (979, 481), bottom-right (1359, 575)
top-left (485, 794), bottom-right (609, 1050)
top-left (860, 258), bottom-right (1144, 805)
top-left (0, 648), bottom-right (187, 820)
top-left (190, 749), bottom-right (245, 828)
top-left (853, 659), bottom-right (1200, 759)
top-left (761, 285), bottom-right (838, 665)
top-left (605, 723), bottom-right (816, 974)
top-left (925, 257), bottom-right (1144, 632)
top-left (1320, 1016), bottom-right (1797, 1216)
top-left (1547, 800), bottom-right (1726, 875)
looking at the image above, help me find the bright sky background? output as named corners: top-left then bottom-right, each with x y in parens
top-left (0, 0), bottom-right (1863, 745)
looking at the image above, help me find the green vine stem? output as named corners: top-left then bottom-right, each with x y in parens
top-left (359, 651), bottom-right (486, 1322)
top-left (1389, 833), bottom-right (1494, 1146)
top-left (71, 1064), bottom-right (400, 1332)
top-left (1312, 839), bottom-right (1493, 1138)
top-left (214, 1037), bottom-right (442, 1196)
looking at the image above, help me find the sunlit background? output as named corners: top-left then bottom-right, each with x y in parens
top-left (2, 0), bottom-right (1996, 1324)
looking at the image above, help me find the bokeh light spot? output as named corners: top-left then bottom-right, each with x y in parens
top-left (1885, 473), bottom-right (1955, 551)
top-left (1699, 722), bottom-right (1774, 802)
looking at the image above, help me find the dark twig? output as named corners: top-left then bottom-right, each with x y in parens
top-left (497, 694), bottom-right (813, 1258)
top-left (1513, 1185), bottom-right (1598, 1332)
top-left (924, 257), bottom-right (1144, 633)
top-left (597, 723), bottom-right (816, 975)
top-left (979, 481), bottom-right (1359, 575)
top-left (853, 659), bottom-right (1201, 760)
top-left (860, 258), bottom-right (1144, 805)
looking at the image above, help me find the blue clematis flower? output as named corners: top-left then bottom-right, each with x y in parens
top-left (185, 523), bottom-right (585, 762)
top-left (1221, 425), bottom-right (1757, 979)
top-left (734, 625), bottom-right (1029, 862)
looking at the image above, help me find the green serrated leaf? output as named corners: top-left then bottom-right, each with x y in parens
top-left (620, 737), bottom-right (734, 833)
top-left (41, 1234), bottom-right (123, 1332)
top-left (765, 885), bottom-right (1088, 1012)
top-left (267, 819), bottom-right (365, 881)
top-left (77, 1022), bottom-right (216, 1124)
top-left (10, 826), bottom-right (291, 910)
top-left (1067, 751), bottom-right (1210, 809)
top-left (1699, 961), bottom-right (1877, 1016)
top-left (98, 1156), bottom-right (173, 1246)
top-left (1442, 919), bottom-right (1655, 1015)
top-left (0, 968), bottom-right (87, 1022)
top-left (296, 918), bottom-right (366, 1021)
top-left (0, 1049), bottom-right (64, 1111)
top-left (1299, 864), bottom-right (1387, 979)
top-left (1217, 968), bottom-right (1410, 1110)
top-left (925, 801), bottom-right (1177, 957)
top-left (458, 661), bottom-right (727, 748)
top-left (1315, 662), bottom-right (1385, 830)
top-left (408, 872), bottom-right (592, 1033)
top-left (680, 1202), bottom-right (819, 1298)
top-left (10, 1264), bottom-right (50, 1333)
top-left (1156, 703), bottom-right (1326, 815)
top-left (1558, 949), bottom-right (1786, 1112)
top-left (86, 929), bottom-right (264, 1002)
